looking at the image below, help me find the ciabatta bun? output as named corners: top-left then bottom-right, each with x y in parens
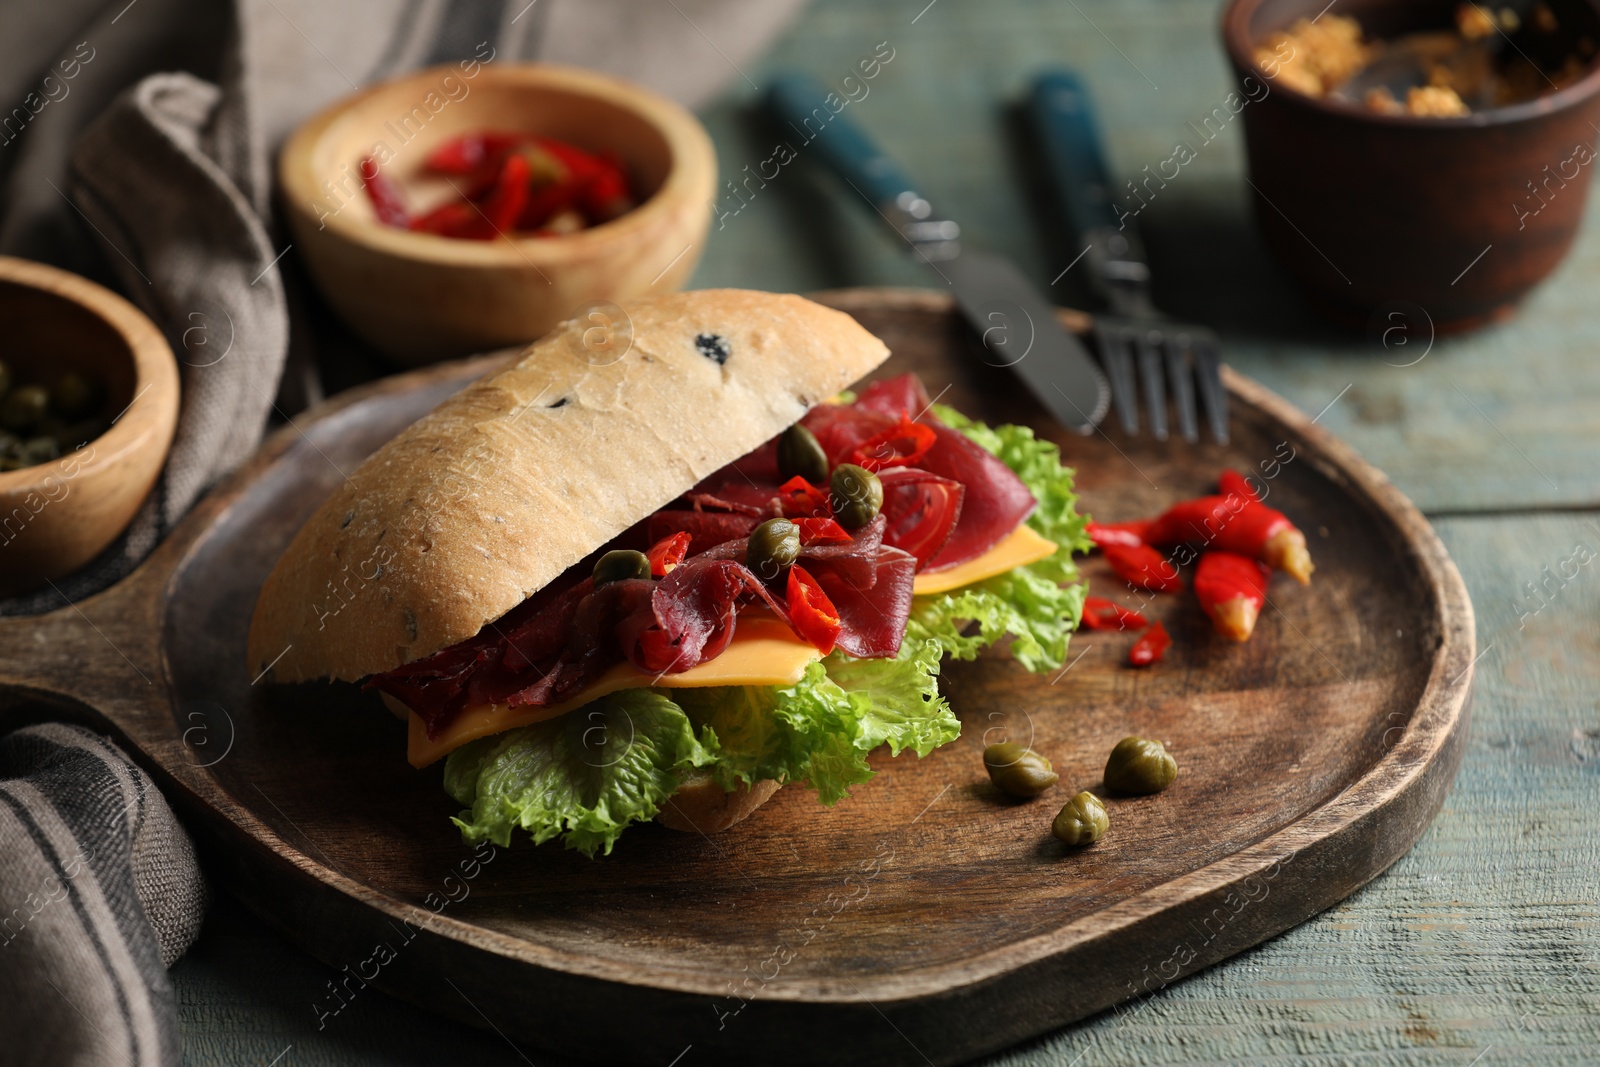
top-left (247, 290), bottom-right (889, 683)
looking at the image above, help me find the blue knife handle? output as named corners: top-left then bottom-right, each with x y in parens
top-left (766, 73), bottom-right (917, 210)
top-left (1026, 70), bottom-right (1126, 238)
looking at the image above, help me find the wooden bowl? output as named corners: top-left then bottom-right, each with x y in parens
top-left (1222, 0), bottom-right (1600, 330)
top-left (0, 257), bottom-right (178, 596)
top-left (280, 63), bottom-right (717, 365)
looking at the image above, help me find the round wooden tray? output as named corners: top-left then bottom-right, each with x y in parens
top-left (0, 289), bottom-right (1473, 1066)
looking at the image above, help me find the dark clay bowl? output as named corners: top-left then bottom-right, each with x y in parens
top-left (1222, 0), bottom-right (1600, 330)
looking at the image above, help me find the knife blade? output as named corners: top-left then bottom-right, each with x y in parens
top-left (766, 74), bottom-right (1110, 433)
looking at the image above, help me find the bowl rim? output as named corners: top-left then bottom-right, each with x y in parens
top-left (0, 255), bottom-right (179, 496)
top-left (277, 62), bottom-right (715, 266)
top-left (1221, 0), bottom-right (1600, 127)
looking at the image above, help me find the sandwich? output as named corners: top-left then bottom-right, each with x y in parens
top-left (248, 290), bottom-right (1089, 855)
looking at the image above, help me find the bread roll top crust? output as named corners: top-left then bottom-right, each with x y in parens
top-left (247, 290), bottom-right (890, 682)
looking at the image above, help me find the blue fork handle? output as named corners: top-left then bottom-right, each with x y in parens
top-left (765, 73), bottom-right (920, 211)
top-left (1025, 69), bottom-right (1125, 238)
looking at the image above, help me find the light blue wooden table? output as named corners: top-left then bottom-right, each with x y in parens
top-left (174, 1), bottom-right (1600, 1062)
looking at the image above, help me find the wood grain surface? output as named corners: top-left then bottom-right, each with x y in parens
top-left (0, 291), bottom-right (1470, 1065)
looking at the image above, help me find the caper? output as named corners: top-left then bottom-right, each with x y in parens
top-left (829, 463), bottom-right (882, 530)
top-left (777, 422), bottom-right (830, 486)
top-left (1103, 736), bottom-right (1178, 795)
top-left (19, 437), bottom-right (59, 467)
top-left (1052, 791), bottom-right (1108, 847)
top-left (745, 517), bottom-right (801, 581)
top-left (983, 741), bottom-right (1059, 798)
top-left (592, 549), bottom-right (651, 587)
top-left (0, 385), bottom-right (49, 432)
top-left (53, 372), bottom-right (99, 420)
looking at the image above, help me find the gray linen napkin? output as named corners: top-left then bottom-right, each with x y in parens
top-left (0, 723), bottom-right (205, 1066)
top-left (0, 1), bottom-right (804, 1064)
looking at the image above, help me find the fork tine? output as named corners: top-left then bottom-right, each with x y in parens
top-left (1094, 322), bottom-right (1139, 435)
top-left (1135, 330), bottom-right (1167, 441)
top-left (1190, 333), bottom-right (1230, 446)
top-left (1164, 335), bottom-right (1199, 443)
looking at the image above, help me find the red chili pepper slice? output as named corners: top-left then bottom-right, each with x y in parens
top-left (1079, 596), bottom-right (1149, 632)
top-left (1102, 543), bottom-right (1182, 593)
top-left (1128, 621), bottom-right (1171, 667)
top-left (481, 152), bottom-right (530, 234)
top-left (794, 517), bottom-right (852, 545)
top-left (786, 564), bottom-right (841, 655)
top-left (1194, 551), bottom-right (1270, 642)
top-left (359, 156), bottom-right (409, 228)
top-left (1143, 495), bottom-right (1312, 585)
top-left (1219, 469), bottom-right (1260, 502)
top-left (1086, 520), bottom-right (1152, 548)
top-left (408, 199), bottom-right (488, 239)
top-left (849, 415), bottom-right (937, 472)
top-left (424, 132), bottom-right (524, 175)
top-left (777, 476), bottom-right (832, 519)
top-left (645, 531), bottom-right (692, 576)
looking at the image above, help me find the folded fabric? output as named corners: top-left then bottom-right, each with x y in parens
top-left (0, 723), bottom-right (206, 1067)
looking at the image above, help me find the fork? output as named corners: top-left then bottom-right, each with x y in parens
top-left (1026, 69), bottom-right (1230, 445)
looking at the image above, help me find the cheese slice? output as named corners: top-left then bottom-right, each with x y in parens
top-left (402, 615), bottom-right (821, 768)
top-left (912, 524), bottom-right (1058, 596)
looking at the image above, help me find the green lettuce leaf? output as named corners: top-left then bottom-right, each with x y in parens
top-left (443, 641), bottom-right (959, 855)
top-left (907, 406), bottom-right (1091, 672)
top-left (672, 640), bottom-right (958, 804)
top-left (444, 688), bottom-right (715, 857)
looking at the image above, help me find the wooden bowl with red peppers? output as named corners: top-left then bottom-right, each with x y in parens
top-left (1221, 0), bottom-right (1600, 331)
top-left (279, 63), bottom-right (717, 365)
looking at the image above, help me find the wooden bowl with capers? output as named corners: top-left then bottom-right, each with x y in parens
top-left (0, 257), bottom-right (178, 596)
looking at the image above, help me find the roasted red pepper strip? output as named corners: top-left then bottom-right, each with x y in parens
top-left (795, 517), bottom-right (852, 545)
top-left (777, 476), bottom-right (832, 518)
top-left (1194, 551), bottom-right (1270, 642)
top-left (1079, 596), bottom-right (1149, 632)
top-left (850, 415), bottom-right (937, 472)
top-left (786, 564), bottom-right (841, 655)
top-left (480, 152), bottom-right (531, 234)
top-left (1218, 469), bottom-right (1260, 502)
top-left (409, 199), bottom-right (488, 239)
top-left (1128, 621), bottom-right (1171, 666)
top-left (645, 531), bottom-right (691, 576)
top-left (1103, 543), bottom-right (1182, 593)
top-left (425, 132), bottom-right (524, 174)
top-left (359, 156), bottom-right (409, 228)
top-left (1144, 494), bottom-right (1313, 585)
top-left (1086, 519), bottom-right (1153, 548)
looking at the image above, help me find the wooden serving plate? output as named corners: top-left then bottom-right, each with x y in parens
top-left (0, 289), bottom-right (1473, 1066)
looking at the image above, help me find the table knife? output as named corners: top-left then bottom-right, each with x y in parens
top-left (766, 73), bottom-right (1110, 433)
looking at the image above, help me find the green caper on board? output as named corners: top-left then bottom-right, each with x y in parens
top-left (1053, 791), bottom-right (1108, 846)
top-left (830, 463), bottom-right (882, 530)
top-left (1103, 736), bottom-right (1178, 795)
top-left (746, 517), bottom-right (801, 580)
top-left (592, 549), bottom-right (651, 587)
top-left (777, 423), bottom-right (830, 486)
top-left (983, 742), bottom-right (1059, 798)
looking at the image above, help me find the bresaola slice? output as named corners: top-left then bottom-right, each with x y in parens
top-left (368, 517), bottom-right (912, 738)
top-left (805, 375), bottom-right (1036, 570)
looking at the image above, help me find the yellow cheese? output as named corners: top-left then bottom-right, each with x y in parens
top-left (403, 616), bottom-right (821, 768)
top-left (911, 524), bottom-right (1058, 596)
